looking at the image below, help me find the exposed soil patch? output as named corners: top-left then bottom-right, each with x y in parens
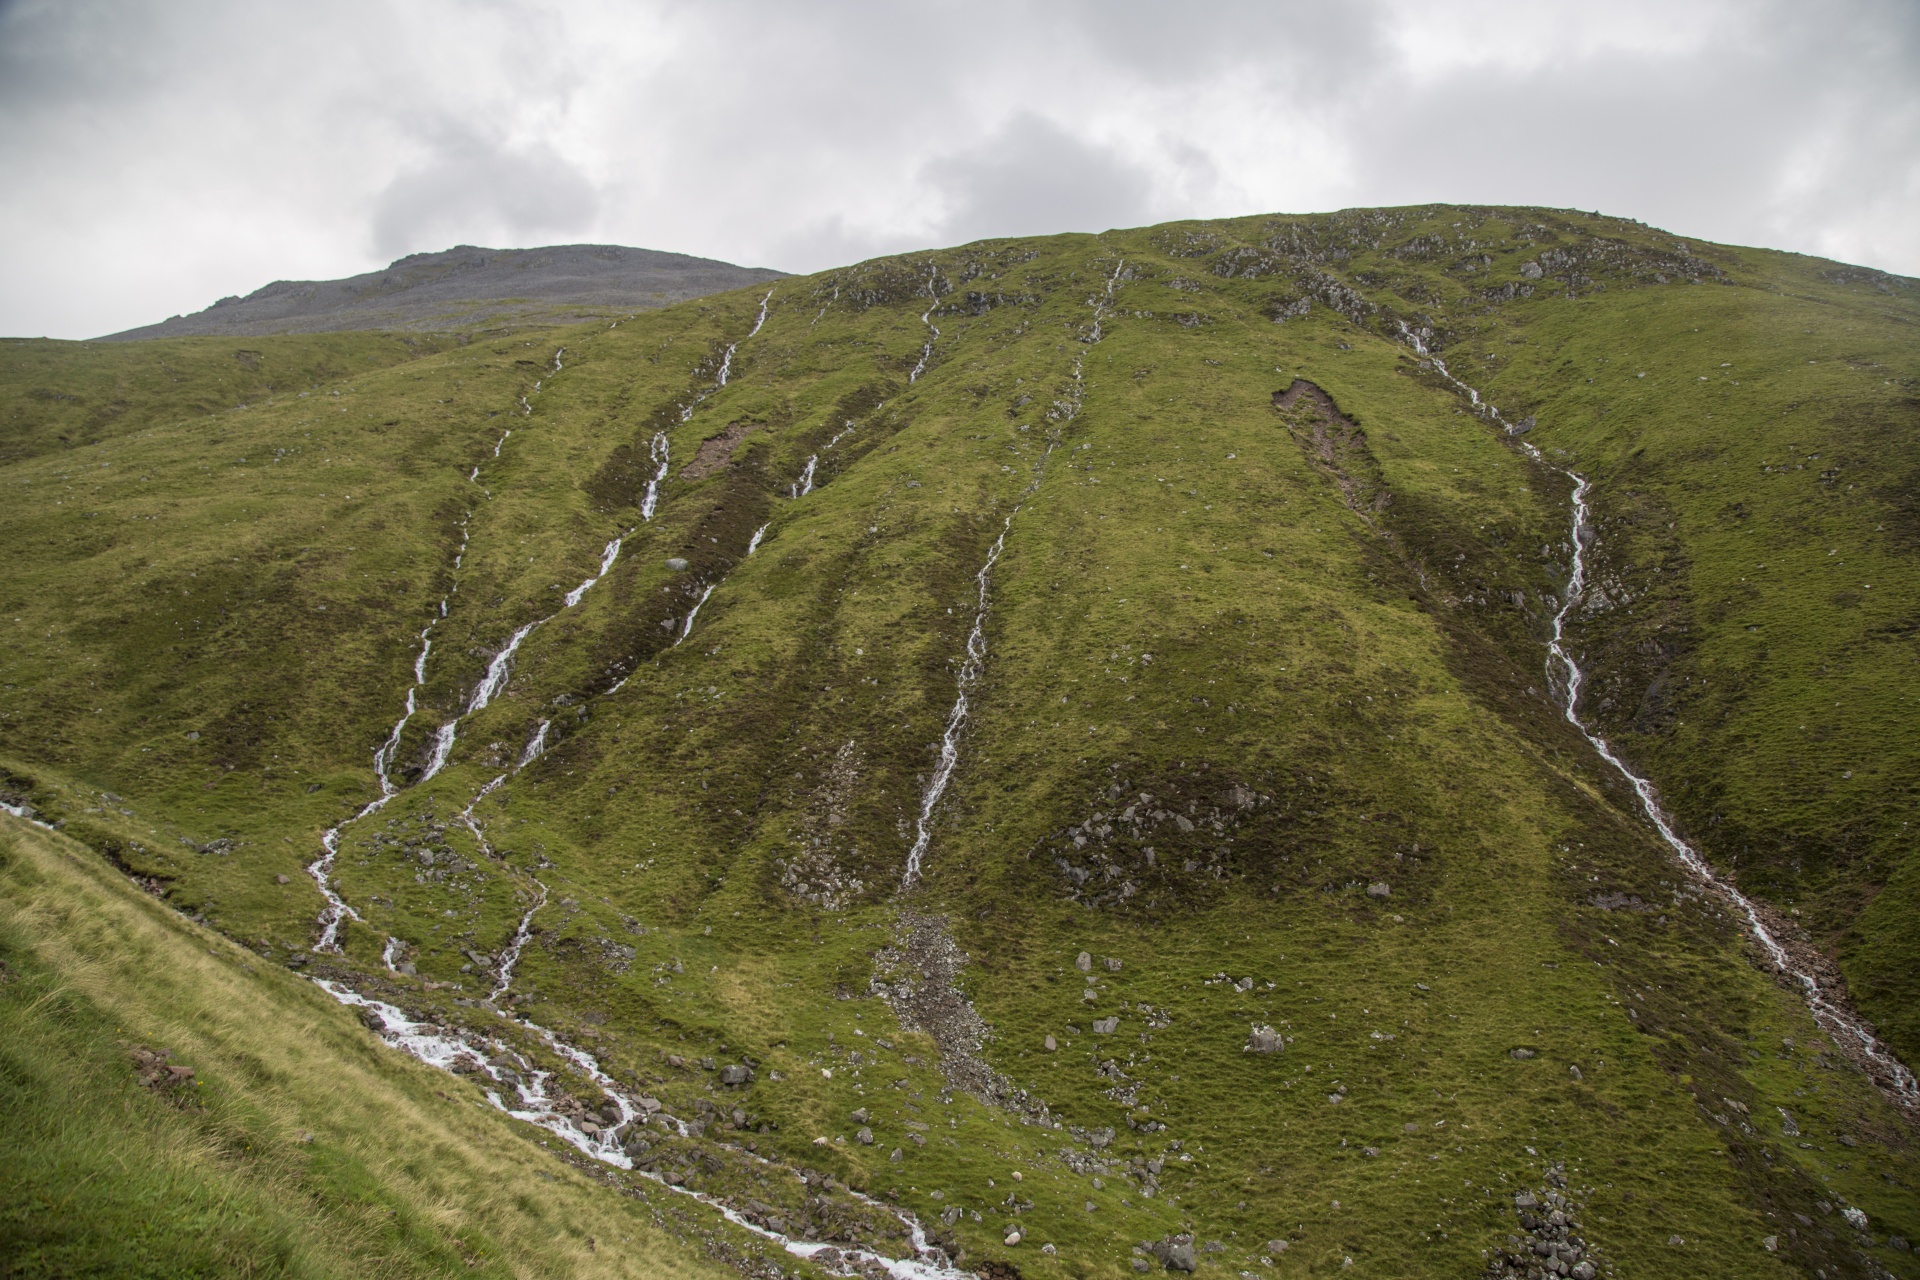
top-left (679, 421), bottom-right (761, 482)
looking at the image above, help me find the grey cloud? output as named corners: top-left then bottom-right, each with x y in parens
top-left (371, 134), bottom-right (599, 259)
top-left (4, 0), bottom-right (1919, 337)
top-left (919, 114), bottom-right (1157, 247)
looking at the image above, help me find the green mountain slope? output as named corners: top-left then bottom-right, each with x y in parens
top-left (2, 206), bottom-right (1917, 1280)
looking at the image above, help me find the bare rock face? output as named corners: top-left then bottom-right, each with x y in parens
top-left (101, 243), bottom-right (788, 340)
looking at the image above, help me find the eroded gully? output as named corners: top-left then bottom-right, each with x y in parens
top-left (879, 260), bottom-right (1125, 1119)
top-left (297, 300), bottom-right (980, 1278)
top-left (1398, 325), bottom-right (1918, 1109)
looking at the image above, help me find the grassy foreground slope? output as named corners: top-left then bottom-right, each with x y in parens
top-left (2, 206), bottom-right (1918, 1280)
top-left (0, 816), bottom-right (737, 1278)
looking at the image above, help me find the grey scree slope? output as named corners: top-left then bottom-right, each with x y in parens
top-left (101, 244), bottom-right (790, 340)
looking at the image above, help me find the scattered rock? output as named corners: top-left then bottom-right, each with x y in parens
top-left (1105, 957), bottom-right (1122, 972)
top-left (275, 873), bottom-right (290, 884)
top-left (850, 1108), bottom-right (869, 1124)
top-left (1568, 1065), bottom-right (1583, 1081)
top-left (1152, 1237), bottom-right (1197, 1273)
top-left (1093, 1017), bottom-right (1119, 1035)
top-left (1246, 1025), bottom-right (1284, 1054)
top-left (856, 1126), bottom-right (874, 1145)
top-left (718, 1063), bottom-right (752, 1086)
top-left (1366, 882), bottom-right (1390, 900)
top-left (1521, 261), bottom-right (1544, 280)
top-left (1076, 951), bottom-right (1093, 972)
top-left (1762, 1235), bottom-right (1778, 1253)
top-left (1044, 1034), bottom-right (1058, 1052)
top-left (1510, 1048), bottom-right (1536, 1060)
top-left (665, 557), bottom-right (689, 571)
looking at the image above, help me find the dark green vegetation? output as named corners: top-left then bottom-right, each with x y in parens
top-left (2, 206), bottom-right (1916, 1279)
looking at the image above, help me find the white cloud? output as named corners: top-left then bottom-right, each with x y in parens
top-left (1, 0), bottom-right (1915, 337)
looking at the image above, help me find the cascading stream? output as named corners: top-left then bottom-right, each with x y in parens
top-left (791, 455), bottom-right (818, 499)
top-left (307, 984), bottom-right (973, 1279)
top-left (900, 258), bottom-right (1123, 891)
top-left (1399, 326), bottom-right (1919, 1107)
top-left (908, 266), bottom-right (941, 383)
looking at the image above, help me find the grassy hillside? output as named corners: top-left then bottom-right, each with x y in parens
top-left (2, 206), bottom-right (1917, 1280)
top-left (0, 816), bottom-right (739, 1278)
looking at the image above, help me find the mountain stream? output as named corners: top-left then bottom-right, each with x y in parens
top-left (1399, 325), bottom-right (1918, 1107)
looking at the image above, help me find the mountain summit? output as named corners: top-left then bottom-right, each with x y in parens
top-left (100, 242), bottom-right (789, 340)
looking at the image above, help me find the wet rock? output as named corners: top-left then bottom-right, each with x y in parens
top-left (1246, 1025), bottom-right (1284, 1053)
top-left (1366, 882), bottom-right (1391, 900)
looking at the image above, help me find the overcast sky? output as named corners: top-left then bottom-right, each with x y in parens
top-left (3, 0), bottom-right (1916, 338)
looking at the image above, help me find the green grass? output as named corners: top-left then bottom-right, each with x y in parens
top-left (3, 206), bottom-right (1918, 1278)
top-left (0, 817), bottom-right (739, 1278)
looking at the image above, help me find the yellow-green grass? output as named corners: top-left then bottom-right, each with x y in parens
top-left (0, 812), bottom-right (743, 1279)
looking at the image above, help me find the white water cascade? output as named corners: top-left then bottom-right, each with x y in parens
top-left (1399, 327), bottom-right (1919, 1106)
top-left (675, 584), bottom-right (716, 645)
top-left (748, 288), bottom-right (774, 338)
top-left (745, 523), bottom-right (771, 556)
top-left (901, 257), bottom-right (1125, 890)
top-left (907, 266), bottom-right (941, 383)
top-left (641, 432), bottom-right (670, 521)
top-left (901, 514), bottom-right (1016, 889)
top-left (565, 536), bottom-right (625, 608)
top-left (308, 982), bottom-right (971, 1279)
top-left (791, 455), bottom-right (819, 498)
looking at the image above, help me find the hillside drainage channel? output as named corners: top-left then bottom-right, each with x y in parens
top-left (1400, 325), bottom-right (1918, 1109)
